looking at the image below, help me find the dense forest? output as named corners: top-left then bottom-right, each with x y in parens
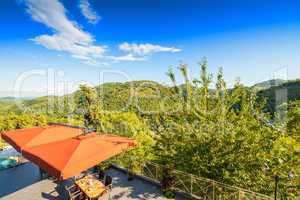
top-left (0, 61), bottom-right (299, 199)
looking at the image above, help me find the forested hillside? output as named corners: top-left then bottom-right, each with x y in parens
top-left (253, 79), bottom-right (286, 91)
top-left (1, 79), bottom-right (299, 115)
top-left (257, 79), bottom-right (300, 113)
top-left (0, 62), bottom-right (299, 198)
top-left (0, 80), bottom-right (174, 115)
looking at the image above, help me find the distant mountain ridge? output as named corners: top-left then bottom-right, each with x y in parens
top-left (257, 79), bottom-right (300, 113)
top-left (0, 96), bottom-right (35, 101)
top-left (252, 79), bottom-right (286, 90)
top-left (0, 79), bottom-right (299, 114)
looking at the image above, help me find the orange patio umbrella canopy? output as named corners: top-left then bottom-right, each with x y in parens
top-left (1, 125), bottom-right (84, 152)
top-left (22, 133), bottom-right (135, 180)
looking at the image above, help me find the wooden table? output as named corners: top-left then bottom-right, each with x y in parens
top-left (76, 175), bottom-right (107, 199)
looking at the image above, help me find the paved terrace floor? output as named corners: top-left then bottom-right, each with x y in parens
top-left (0, 162), bottom-right (184, 200)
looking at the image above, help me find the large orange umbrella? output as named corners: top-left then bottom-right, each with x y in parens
top-left (22, 133), bottom-right (135, 180)
top-left (1, 125), bottom-right (84, 152)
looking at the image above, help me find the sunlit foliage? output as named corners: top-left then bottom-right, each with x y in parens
top-left (0, 60), bottom-right (298, 198)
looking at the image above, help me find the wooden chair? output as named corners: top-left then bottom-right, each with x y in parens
top-left (65, 184), bottom-right (81, 200)
top-left (104, 175), bottom-right (112, 190)
top-left (104, 175), bottom-right (113, 200)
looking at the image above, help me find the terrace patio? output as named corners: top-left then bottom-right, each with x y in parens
top-left (0, 162), bottom-right (184, 200)
top-left (0, 126), bottom-right (274, 200)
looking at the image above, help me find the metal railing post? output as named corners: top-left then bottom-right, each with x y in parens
top-left (155, 164), bottom-right (158, 180)
top-left (190, 174), bottom-right (193, 195)
top-left (212, 181), bottom-right (215, 200)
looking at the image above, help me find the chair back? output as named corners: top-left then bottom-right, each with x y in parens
top-left (65, 186), bottom-right (72, 198)
top-left (65, 184), bottom-right (80, 200)
top-left (104, 175), bottom-right (112, 186)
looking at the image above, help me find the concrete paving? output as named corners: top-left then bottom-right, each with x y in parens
top-left (0, 162), bottom-right (184, 200)
top-left (99, 168), bottom-right (176, 200)
top-left (0, 162), bottom-right (41, 198)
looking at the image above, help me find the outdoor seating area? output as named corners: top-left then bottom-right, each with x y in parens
top-left (0, 124), bottom-right (142, 200)
top-left (0, 161), bottom-right (177, 200)
top-left (71, 174), bottom-right (112, 199)
top-left (39, 166), bottom-right (114, 200)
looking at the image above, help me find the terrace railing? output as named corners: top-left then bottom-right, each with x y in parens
top-left (112, 161), bottom-right (273, 200)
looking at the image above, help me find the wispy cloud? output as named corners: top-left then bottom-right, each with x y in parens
top-left (24, 0), bottom-right (105, 63)
top-left (23, 0), bottom-right (182, 65)
top-left (119, 42), bottom-right (181, 56)
top-left (79, 0), bottom-right (100, 24)
top-left (108, 54), bottom-right (147, 62)
top-left (84, 59), bottom-right (109, 66)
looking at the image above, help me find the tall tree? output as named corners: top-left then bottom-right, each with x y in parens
top-left (77, 85), bottom-right (101, 129)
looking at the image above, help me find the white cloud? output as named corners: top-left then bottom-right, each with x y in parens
top-left (25, 0), bottom-right (90, 43)
top-left (119, 42), bottom-right (181, 56)
top-left (79, 0), bottom-right (100, 24)
top-left (108, 54), bottom-right (147, 62)
top-left (32, 34), bottom-right (106, 58)
top-left (23, 0), bottom-right (182, 65)
top-left (24, 0), bottom-right (105, 63)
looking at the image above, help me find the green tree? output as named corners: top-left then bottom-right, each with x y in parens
top-left (154, 60), bottom-right (299, 198)
top-left (77, 85), bottom-right (101, 128)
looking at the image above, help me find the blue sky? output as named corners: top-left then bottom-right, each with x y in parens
top-left (0, 0), bottom-right (300, 96)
